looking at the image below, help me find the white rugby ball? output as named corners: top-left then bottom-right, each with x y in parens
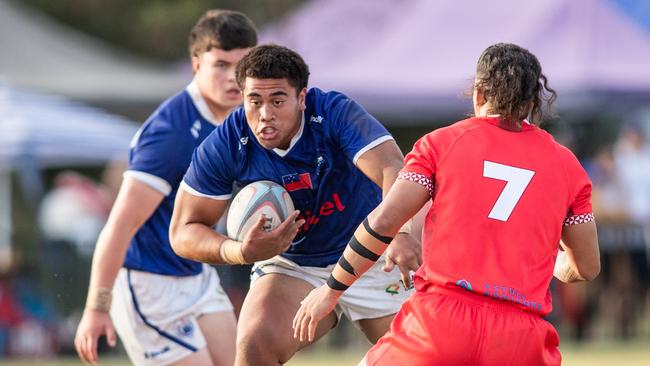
top-left (226, 180), bottom-right (295, 241)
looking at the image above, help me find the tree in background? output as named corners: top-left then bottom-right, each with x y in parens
top-left (20, 0), bottom-right (305, 60)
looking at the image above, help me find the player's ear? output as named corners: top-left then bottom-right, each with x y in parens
top-left (191, 53), bottom-right (201, 74)
top-left (298, 88), bottom-right (307, 111)
top-left (473, 86), bottom-right (486, 107)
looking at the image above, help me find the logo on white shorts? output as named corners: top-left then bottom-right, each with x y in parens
top-left (176, 318), bottom-right (195, 338)
top-left (385, 283), bottom-right (400, 295)
top-left (145, 346), bottom-right (170, 359)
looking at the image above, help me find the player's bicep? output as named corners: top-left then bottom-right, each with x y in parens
top-left (172, 186), bottom-right (229, 229)
top-left (355, 139), bottom-right (404, 187)
top-left (561, 220), bottom-right (600, 280)
top-left (105, 176), bottom-right (165, 236)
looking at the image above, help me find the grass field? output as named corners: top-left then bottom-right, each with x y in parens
top-left (2, 341), bottom-right (649, 365)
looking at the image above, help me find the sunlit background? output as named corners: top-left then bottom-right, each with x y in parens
top-left (1, 0), bottom-right (649, 364)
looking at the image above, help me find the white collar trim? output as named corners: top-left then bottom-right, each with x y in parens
top-left (186, 80), bottom-right (220, 126)
top-left (273, 114), bottom-right (305, 157)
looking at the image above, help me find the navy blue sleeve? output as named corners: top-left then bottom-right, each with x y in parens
top-left (127, 115), bottom-right (193, 195)
top-left (182, 118), bottom-right (239, 199)
top-left (320, 90), bottom-right (393, 164)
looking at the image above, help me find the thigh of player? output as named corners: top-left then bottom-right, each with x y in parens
top-left (237, 272), bottom-right (338, 364)
top-left (196, 311), bottom-right (237, 366)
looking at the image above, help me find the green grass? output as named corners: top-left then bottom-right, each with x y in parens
top-left (2, 341), bottom-right (649, 365)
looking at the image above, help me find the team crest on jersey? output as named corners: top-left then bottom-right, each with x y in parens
top-left (175, 318), bottom-right (194, 338)
top-left (282, 173), bottom-right (313, 192)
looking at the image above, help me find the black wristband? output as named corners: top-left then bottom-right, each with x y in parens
top-left (326, 275), bottom-right (349, 291)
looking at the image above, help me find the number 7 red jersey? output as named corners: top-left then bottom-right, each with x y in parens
top-left (399, 116), bottom-right (593, 316)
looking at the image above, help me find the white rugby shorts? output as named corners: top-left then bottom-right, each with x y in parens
top-left (110, 264), bottom-right (233, 366)
top-left (251, 255), bottom-right (413, 322)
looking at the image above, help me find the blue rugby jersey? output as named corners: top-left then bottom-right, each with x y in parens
top-left (123, 81), bottom-right (219, 276)
top-left (182, 88), bottom-right (393, 267)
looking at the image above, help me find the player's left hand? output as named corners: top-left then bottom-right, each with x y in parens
top-left (384, 232), bottom-right (422, 289)
top-left (292, 285), bottom-right (342, 343)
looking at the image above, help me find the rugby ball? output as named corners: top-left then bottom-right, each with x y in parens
top-left (226, 180), bottom-right (295, 241)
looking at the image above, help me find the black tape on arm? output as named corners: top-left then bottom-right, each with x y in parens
top-left (362, 218), bottom-right (393, 244)
top-left (327, 275), bottom-right (349, 291)
top-left (349, 236), bottom-right (380, 262)
top-left (337, 256), bottom-right (357, 277)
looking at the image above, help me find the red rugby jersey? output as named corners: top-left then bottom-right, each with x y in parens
top-left (399, 116), bottom-right (593, 315)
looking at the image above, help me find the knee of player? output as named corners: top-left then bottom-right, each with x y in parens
top-left (236, 325), bottom-right (277, 354)
top-left (236, 323), bottom-right (296, 363)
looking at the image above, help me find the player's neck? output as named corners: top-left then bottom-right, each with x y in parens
top-left (205, 98), bottom-right (233, 124)
top-left (475, 102), bottom-right (494, 118)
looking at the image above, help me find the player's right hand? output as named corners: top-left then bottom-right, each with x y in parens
top-left (241, 210), bottom-right (305, 262)
top-left (383, 232), bottom-right (422, 289)
top-left (75, 308), bottom-right (117, 365)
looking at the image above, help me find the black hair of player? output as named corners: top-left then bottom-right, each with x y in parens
top-left (188, 10), bottom-right (258, 57)
top-left (235, 44), bottom-right (310, 95)
top-left (474, 43), bottom-right (557, 129)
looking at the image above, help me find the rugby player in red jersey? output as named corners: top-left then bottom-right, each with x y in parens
top-left (293, 43), bottom-right (600, 365)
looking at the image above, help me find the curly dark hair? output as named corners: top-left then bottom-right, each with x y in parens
top-left (235, 44), bottom-right (310, 94)
top-left (474, 43), bottom-right (556, 128)
top-left (188, 10), bottom-right (258, 57)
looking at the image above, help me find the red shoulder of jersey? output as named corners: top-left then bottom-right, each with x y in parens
top-left (401, 118), bottom-right (479, 184)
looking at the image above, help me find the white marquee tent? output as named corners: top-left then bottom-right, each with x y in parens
top-left (0, 83), bottom-right (139, 269)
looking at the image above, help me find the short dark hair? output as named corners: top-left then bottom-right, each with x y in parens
top-left (235, 44), bottom-right (310, 94)
top-left (188, 10), bottom-right (258, 57)
top-left (475, 43), bottom-right (557, 128)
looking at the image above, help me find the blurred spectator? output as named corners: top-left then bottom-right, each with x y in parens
top-left (609, 121), bottom-right (650, 338)
top-left (37, 171), bottom-right (112, 258)
top-left (0, 263), bottom-right (58, 359)
top-left (0, 275), bottom-right (22, 357)
top-left (614, 122), bottom-right (650, 224)
top-left (581, 120), bottom-right (650, 340)
top-left (552, 146), bottom-right (624, 341)
top-left (589, 146), bottom-right (629, 224)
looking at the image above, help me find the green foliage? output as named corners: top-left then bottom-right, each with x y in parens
top-left (20, 0), bottom-right (305, 60)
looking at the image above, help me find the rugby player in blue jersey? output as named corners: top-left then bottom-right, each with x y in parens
top-left (170, 44), bottom-right (421, 366)
top-left (75, 10), bottom-right (257, 366)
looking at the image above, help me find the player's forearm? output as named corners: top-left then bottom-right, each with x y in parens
top-left (327, 216), bottom-right (393, 291)
top-left (85, 223), bottom-right (136, 312)
top-left (169, 222), bottom-right (229, 264)
top-left (88, 227), bottom-right (131, 289)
